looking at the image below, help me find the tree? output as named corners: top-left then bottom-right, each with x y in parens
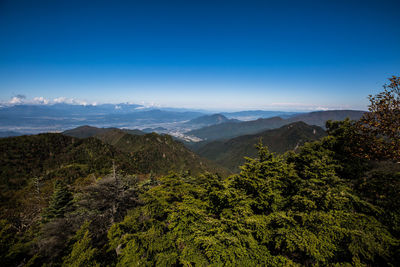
top-left (357, 75), bottom-right (400, 161)
top-left (108, 145), bottom-right (398, 266)
top-left (62, 222), bottom-right (99, 267)
top-left (42, 180), bottom-right (73, 221)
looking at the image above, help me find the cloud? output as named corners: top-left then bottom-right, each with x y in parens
top-left (9, 96), bottom-right (23, 104)
top-left (9, 94), bottom-right (27, 104)
top-left (53, 97), bottom-right (89, 106)
top-left (33, 97), bottom-right (49, 105)
top-left (2, 95), bottom-right (99, 106)
top-left (53, 97), bottom-right (72, 104)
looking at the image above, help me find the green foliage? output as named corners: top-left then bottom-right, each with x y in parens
top-left (358, 75), bottom-right (400, 161)
top-left (0, 219), bottom-right (15, 263)
top-left (95, 130), bottom-right (231, 176)
top-left (62, 221), bottom-right (100, 267)
top-left (108, 143), bottom-right (398, 266)
top-left (0, 219), bottom-right (37, 266)
top-left (42, 180), bottom-right (73, 221)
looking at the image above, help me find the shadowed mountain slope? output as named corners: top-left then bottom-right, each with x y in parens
top-left (195, 122), bottom-right (327, 172)
top-left (186, 116), bottom-right (286, 141)
top-left (186, 110), bottom-right (364, 141)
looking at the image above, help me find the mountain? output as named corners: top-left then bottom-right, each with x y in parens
top-left (63, 125), bottom-right (145, 138)
top-left (222, 110), bottom-right (301, 120)
top-left (0, 133), bottom-right (136, 193)
top-left (286, 110), bottom-right (365, 126)
top-left (92, 129), bottom-right (230, 176)
top-left (195, 121), bottom-right (327, 172)
top-left (0, 130), bottom-right (229, 193)
top-left (142, 127), bottom-right (168, 133)
top-left (0, 131), bottom-right (23, 138)
top-left (184, 113), bottom-right (239, 127)
top-left (0, 104), bottom-right (205, 134)
top-left (63, 125), bottom-right (230, 176)
top-left (186, 116), bottom-right (286, 141)
top-left (186, 110), bottom-right (364, 141)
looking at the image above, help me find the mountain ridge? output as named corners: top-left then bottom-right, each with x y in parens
top-left (186, 110), bottom-right (364, 141)
top-left (194, 121), bottom-right (327, 172)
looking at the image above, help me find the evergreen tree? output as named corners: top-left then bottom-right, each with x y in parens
top-left (62, 222), bottom-right (99, 267)
top-left (42, 180), bottom-right (73, 221)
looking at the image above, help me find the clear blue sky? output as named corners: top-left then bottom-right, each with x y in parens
top-left (0, 0), bottom-right (399, 111)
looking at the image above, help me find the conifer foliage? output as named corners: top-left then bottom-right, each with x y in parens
top-left (42, 180), bottom-right (73, 221)
top-left (62, 221), bottom-right (100, 267)
top-left (108, 144), bottom-right (397, 266)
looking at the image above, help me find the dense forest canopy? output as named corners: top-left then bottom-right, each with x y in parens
top-left (0, 77), bottom-right (399, 266)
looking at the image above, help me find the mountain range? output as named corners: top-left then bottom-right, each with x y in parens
top-left (194, 122), bottom-right (327, 172)
top-left (221, 110), bottom-right (301, 120)
top-left (0, 103), bottom-right (366, 146)
top-left (186, 110), bottom-right (364, 141)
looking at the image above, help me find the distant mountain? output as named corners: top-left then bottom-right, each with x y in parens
top-left (186, 110), bottom-right (364, 141)
top-left (0, 104), bottom-right (205, 134)
top-left (63, 125), bottom-right (117, 138)
top-left (0, 131), bottom-right (23, 138)
top-left (286, 110), bottom-right (365, 126)
top-left (63, 125), bottom-right (145, 138)
top-left (142, 127), bottom-right (168, 133)
top-left (195, 122), bottom-right (327, 172)
top-left (186, 116), bottom-right (286, 141)
top-left (222, 110), bottom-right (301, 120)
top-left (184, 114), bottom-right (239, 128)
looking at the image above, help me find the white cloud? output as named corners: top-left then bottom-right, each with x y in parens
top-left (33, 97), bottom-right (49, 105)
top-left (9, 96), bottom-right (24, 104)
top-left (1, 95), bottom-right (99, 106)
top-left (8, 94), bottom-right (27, 104)
top-left (52, 97), bottom-right (90, 106)
top-left (53, 97), bottom-right (71, 104)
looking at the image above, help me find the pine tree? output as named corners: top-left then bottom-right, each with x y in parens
top-left (42, 180), bottom-right (73, 221)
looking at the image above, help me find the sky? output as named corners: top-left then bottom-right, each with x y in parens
top-left (0, 0), bottom-right (399, 111)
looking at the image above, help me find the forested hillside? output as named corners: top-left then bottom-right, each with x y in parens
top-left (63, 125), bottom-right (145, 138)
top-left (195, 122), bottom-right (326, 172)
top-left (0, 77), bottom-right (399, 266)
top-left (94, 129), bottom-right (230, 176)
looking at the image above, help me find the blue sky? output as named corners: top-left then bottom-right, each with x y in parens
top-left (0, 0), bottom-right (399, 111)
